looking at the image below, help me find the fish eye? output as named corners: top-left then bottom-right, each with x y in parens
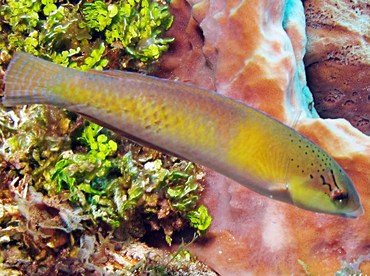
top-left (330, 189), bottom-right (348, 204)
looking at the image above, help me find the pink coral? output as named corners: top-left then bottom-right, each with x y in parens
top-left (158, 0), bottom-right (370, 274)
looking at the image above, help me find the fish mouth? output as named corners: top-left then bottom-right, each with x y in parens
top-left (341, 206), bottom-right (364, 219)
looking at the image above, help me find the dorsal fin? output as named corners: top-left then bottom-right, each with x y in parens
top-left (88, 69), bottom-right (127, 78)
top-left (288, 110), bottom-right (302, 129)
top-left (87, 69), bottom-right (166, 83)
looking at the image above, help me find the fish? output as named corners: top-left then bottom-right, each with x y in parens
top-left (3, 52), bottom-right (363, 218)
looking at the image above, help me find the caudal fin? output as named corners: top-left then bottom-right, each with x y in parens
top-left (3, 52), bottom-right (66, 106)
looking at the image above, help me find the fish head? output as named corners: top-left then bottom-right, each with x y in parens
top-left (288, 163), bottom-right (363, 218)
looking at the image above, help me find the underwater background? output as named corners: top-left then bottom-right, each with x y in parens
top-left (0, 0), bottom-right (369, 275)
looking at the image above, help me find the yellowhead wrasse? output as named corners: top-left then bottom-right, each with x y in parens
top-left (3, 52), bottom-right (363, 218)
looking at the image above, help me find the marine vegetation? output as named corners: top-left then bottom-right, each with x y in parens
top-left (0, 0), bottom-right (214, 274)
top-left (0, 102), bottom-right (214, 274)
top-left (0, 0), bottom-right (174, 71)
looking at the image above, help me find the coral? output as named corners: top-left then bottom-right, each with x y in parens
top-left (304, 0), bottom-right (370, 135)
top-left (157, 0), bottom-right (370, 274)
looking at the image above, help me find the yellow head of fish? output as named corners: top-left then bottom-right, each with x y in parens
top-left (288, 162), bottom-right (363, 218)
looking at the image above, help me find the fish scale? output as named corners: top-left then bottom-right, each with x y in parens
top-left (3, 52), bottom-right (363, 218)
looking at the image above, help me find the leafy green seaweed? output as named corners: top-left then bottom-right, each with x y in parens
top-left (187, 205), bottom-right (212, 235)
top-left (0, 106), bottom-right (211, 241)
top-left (0, 0), bottom-right (174, 70)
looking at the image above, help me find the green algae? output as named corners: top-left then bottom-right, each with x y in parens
top-left (0, 101), bottom-right (212, 274)
top-left (0, 0), bottom-right (213, 273)
top-left (187, 205), bottom-right (212, 236)
top-left (0, 0), bottom-right (174, 70)
top-left (0, 103), bottom-right (211, 237)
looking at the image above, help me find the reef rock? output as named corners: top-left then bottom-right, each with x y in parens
top-left (304, 0), bottom-right (370, 135)
top-left (159, 0), bottom-right (370, 274)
